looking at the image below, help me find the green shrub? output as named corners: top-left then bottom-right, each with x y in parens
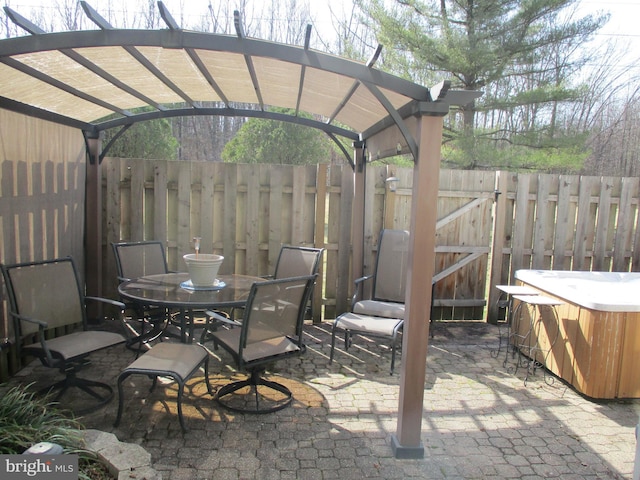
top-left (0, 384), bottom-right (111, 479)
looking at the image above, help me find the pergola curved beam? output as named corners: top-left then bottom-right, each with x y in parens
top-left (94, 107), bottom-right (359, 139)
top-left (94, 106), bottom-right (359, 159)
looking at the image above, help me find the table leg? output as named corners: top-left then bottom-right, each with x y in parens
top-left (507, 295), bottom-right (563, 386)
top-left (179, 307), bottom-right (190, 343)
top-left (491, 292), bottom-right (510, 358)
top-left (503, 298), bottom-right (526, 369)
top-left (528, 304), bottom-right (561, 386)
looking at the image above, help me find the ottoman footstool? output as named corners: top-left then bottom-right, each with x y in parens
top-left (330, 312), bottom-right (403, 374)
top-left (114, 342), bottom-right (212, 431)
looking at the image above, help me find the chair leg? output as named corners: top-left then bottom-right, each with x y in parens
top-left (389, 322), bottom-right (403, 375)
top-left (329, 319), bottom-right (351, 364)
top-left (390, 333), bottom-right (397, 375)
top-left (344, 331), bottom-right (351, 350)
top-left (114, 371), bottom-right (130, 428)
top-left (75, 379), bottom-right (114, 402)
top-left (176, 377), bottom-right (187, 432)
top-left (203, 356), bottom-right (213, 395)
top-left (330, 322), bottom-right (338, 363)
top-left (215, 369), bottom-right (293, 414)
top-left (176, 357), bottom-right (213, 429)
top-left (40, 372), bottom-right (114, 414)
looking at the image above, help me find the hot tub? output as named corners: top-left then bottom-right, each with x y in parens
top-left (514, 269), bottom-right (640, 399)
top-left (516, 270), bottom-right (640, 312)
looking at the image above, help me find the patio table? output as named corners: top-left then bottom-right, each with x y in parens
top-left (493, 284), bottom-right (540, 360)
top-left (118, 272), bottom-right (263, 343)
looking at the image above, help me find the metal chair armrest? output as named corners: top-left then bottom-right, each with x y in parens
top-left (85, 296), bottom-right (126, 311)
top-left (351, 274), bottom-right (374, 310)
top-left (354, 275), bottom-right (374, 285)
top-left (205, 310), bottom-right (242, 327)
top-left (11, 311), bottom-right (48, 329)
top-left (10, 311), bottom-right (56, 366)
top-left (85, 296), bottom-right (126, 324)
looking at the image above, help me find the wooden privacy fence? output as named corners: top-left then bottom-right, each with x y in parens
top-left (102, 159), bottom-right (350, 320)
top-left (3, 157), bottom-right (640, 382)
top-left (488, 172), bottom-right (640, 319)
top-left (101, 159), bottom-right (640, 326)
top-left (101, 160), bottom-right (497, 322)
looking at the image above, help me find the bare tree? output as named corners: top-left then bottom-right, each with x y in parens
top-left (54, 0), bottom-right (85, 31)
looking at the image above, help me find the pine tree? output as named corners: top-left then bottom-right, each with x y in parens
top-left (358, 0), bottom-right (608, 171)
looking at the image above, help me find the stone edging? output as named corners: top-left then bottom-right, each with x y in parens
top-left (82, 429), bottom-right (161, 480)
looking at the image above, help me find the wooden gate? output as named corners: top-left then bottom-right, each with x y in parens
top-left (371, 167), bottom-right (497, 320)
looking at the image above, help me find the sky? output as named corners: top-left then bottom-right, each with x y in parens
top-left (4, 0), bottom-right (640, 80)
top-left (4, 1), bottom-right (638, 39)
top-left (578, 0), bottom-right (640, 39)
top-left (5, 0), bottom-right (636, 35)
top-left (2, 0), bottom-right (344, 31)
top-left (576, 0), bottom-right (640, 69)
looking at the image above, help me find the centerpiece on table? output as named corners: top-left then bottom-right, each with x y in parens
top-left (182, 237), bottom-right (225, 290)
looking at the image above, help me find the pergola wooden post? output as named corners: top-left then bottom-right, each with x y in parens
top-left (351, 141), bottom-right (367, 287)
top-left (85, 133), bottom-right (103, 303)
top-left (390, 114), bottom-right (443, 458)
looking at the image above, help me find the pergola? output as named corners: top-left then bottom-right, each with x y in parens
top-left (0, 1), bottom-right (480, 458)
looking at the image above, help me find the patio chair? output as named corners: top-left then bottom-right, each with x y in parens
top-left (112, 241), bottom-right (173, 350)
top-left (0, 257), bottom-right (127, 413)
top-left (208, 274), bottom-right (316, 413)
top-left (112, 240), bottom-right (170, 281)
top-left (351, 229), bottom-right (410, 317)
top-left (267, 245), bottom-right (324, 280)
top-left (330, 229), bottom-right (410, 374)
top-left (201, 245), bottom-right (324, 343)
top-left (265, 245), bottom-right (324, 318)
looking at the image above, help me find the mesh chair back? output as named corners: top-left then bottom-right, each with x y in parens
top-left (112, 241), bottom-right (168, 281)
top-left (1, 258), bottom-right (85, 338)
top-left (241, 275), bottom-right (316, 348)
top-left (372, 229), bottom-right (410, 303)
top-left (273, 246), bottom-right (323, 279)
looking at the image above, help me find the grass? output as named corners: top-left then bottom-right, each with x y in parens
top-left (0, 384), bottom-right (112, 479)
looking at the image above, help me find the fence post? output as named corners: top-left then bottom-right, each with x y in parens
top-left (85, 133), bottom-right (103, 314)
top-left (384, 166), bottom-right (397, 229)
top-left (487, 171), bottom-right (508, 323)
top-left (313, 164), bottom-right (328, 323)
